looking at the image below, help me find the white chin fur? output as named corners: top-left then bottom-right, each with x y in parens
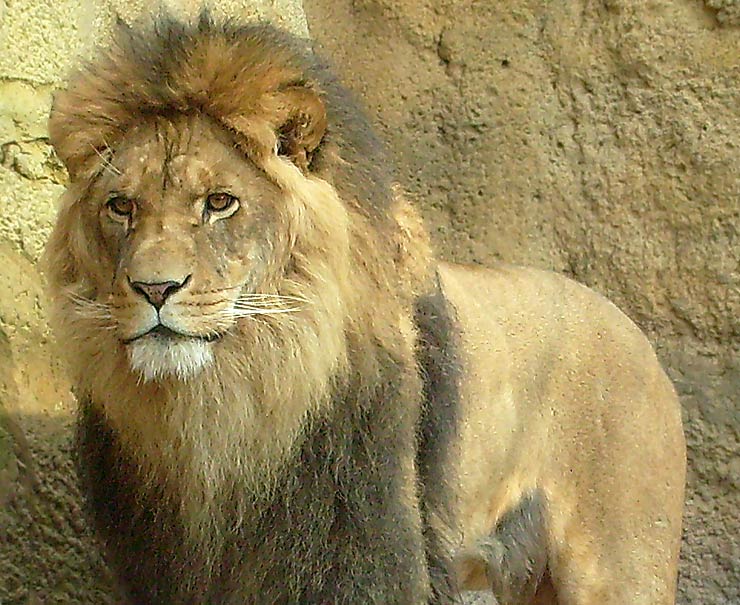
top-left (127, 336), bottom-right (214, 382)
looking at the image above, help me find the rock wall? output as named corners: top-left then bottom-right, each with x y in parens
top-left (303, 1), bottom-right (738, 603)
top-left (0, 2), bottom-right (307, 602)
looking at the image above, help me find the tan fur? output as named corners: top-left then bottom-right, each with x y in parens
top-left (43, 16), bottom-right (685, 605)
top-left (444, 263), bottom-right (686, 603)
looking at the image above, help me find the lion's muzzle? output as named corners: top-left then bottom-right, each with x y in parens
top-left (119, 271), bottom-right (223, 381)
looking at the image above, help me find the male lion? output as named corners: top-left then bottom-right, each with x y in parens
top-left (44, 13), bottom-right (686, 605)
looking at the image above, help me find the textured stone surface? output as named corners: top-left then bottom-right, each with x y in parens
top-left (0, 243), bottom-right (101, 604)
top-left (304, 1), bottom-right (738, 603)
top-left (704, 0), bottom-right (740, 26)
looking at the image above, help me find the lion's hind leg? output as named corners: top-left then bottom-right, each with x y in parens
top-left (458, 492), bottom-right (550, 605)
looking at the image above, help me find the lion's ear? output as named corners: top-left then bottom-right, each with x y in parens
top-left (271, 86), bottom-right (327, 171)
top-left (48, 93), bottom-right (97, 181)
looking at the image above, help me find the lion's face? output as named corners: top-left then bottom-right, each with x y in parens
top-left (81, 114), bottom-right (291, 381)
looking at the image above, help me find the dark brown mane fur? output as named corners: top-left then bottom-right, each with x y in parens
top-left (50, 12), bottom-right (394, 221)
top-left (46, 11), bottom-right (461, 605)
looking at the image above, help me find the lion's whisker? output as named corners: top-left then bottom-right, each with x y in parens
top-left (90, 141), bottom-right (122, 176)
top-left (233, 298), bottom-right (306, 306)
top-left (224, 307), bottom-right (302, 317)
top-left (231, 303), bottom-right (304, 312)
top-left (237, 293), bottom-right (307, 298)
top-left (230, 304), bottom-right (302, 311)
top-left (65, 291), bottom-right (117, 325)
top-left (65, 291), bottom-right (109, 307)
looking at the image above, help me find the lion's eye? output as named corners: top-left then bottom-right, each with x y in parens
top-left (205, 192), bottom-right (239, 215)
top-left (106, 195), bottom-right (135, 218)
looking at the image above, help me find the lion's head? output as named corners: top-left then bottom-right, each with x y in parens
top-left (43, 15), bottom-right (431, 496)
top-left (46, 15), bottom-right (431, 378)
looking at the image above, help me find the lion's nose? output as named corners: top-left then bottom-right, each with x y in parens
top-left (128, 275), bottom-right (191, 310)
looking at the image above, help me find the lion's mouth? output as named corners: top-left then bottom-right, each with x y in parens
top-left (123, 324), bottom-right (222, 345)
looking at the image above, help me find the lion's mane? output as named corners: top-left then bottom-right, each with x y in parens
top-left (43, 13), bottom-right (449, 603)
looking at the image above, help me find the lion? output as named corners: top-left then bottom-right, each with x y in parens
top-left (43, 13), bottom-right (686, 605)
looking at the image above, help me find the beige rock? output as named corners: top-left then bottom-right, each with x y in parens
top-left (704, 0), bottom-right (740, 26)
top-left (0, 242), bottom-right (106, 603)
top-left (305, 0), bottom-right (738, 603)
